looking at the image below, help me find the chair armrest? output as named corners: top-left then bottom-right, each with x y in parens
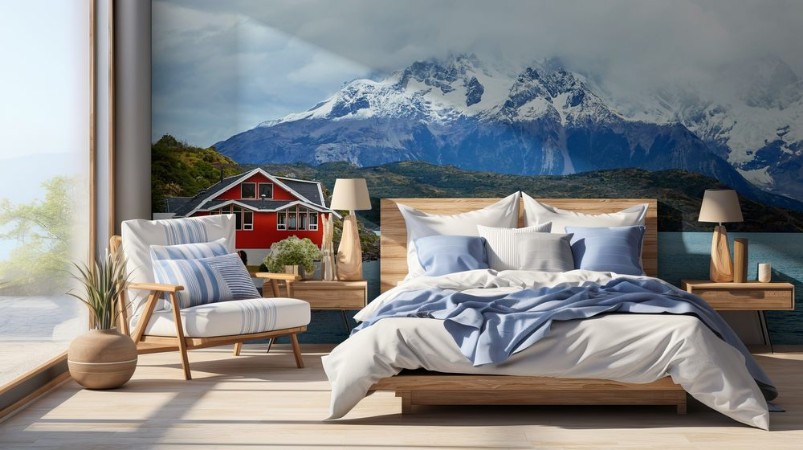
top-left (254, 272), bottom-right (301, 282)
top-left (128, 282), bottom-right (184, 293)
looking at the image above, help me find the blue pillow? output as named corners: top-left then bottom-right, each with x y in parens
top-left (415, 235), bottom-right (489, 276)
top-left (565, 226), bottom-right (645, 275)
top-left (152, 252), bottom-right (260, 309)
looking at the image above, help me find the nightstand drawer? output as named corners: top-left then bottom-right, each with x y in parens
top-left (681, 280), bottom-right (795, 311)
top-left (692, 289), bottom-right (793, 310)
top-left (291, 281), bottom-right (368, 310)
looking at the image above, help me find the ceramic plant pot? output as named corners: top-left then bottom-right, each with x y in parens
top-left (67, 328), bottom-right (137, 389)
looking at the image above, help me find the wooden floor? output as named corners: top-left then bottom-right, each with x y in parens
top-left (1, 345), bottom-right (803, 449)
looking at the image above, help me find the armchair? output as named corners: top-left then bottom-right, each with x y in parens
top-left (114, 214), bottom-right (311, 380)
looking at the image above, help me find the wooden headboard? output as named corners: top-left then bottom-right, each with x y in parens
top-left (379, 198), bottom-right (658, 292)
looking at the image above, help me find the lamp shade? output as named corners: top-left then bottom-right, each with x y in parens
top-left (330, 178), bottom-right (371, 211)
top-left (698, 189), bottom-right (743, 223)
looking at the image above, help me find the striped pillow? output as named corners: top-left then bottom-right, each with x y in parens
top-left (150, 238), bottom-right (229, 261)
top-left (477, 224), bottom-right (575, 272)
top-left (151, 253), bottom-right (260, 309)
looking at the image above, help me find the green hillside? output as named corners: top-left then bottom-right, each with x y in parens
top-left (252, 161), bottom-right (803, 232)
top-left (152, 135), bottom-right (242, 212)
top-left (151, 136), bottom-right (802, 233)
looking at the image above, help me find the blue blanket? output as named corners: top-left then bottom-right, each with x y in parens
top-left (355, 277), bottom-right (776, 399)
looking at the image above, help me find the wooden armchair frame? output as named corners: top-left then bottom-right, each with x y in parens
top-left (111, 236), bottom-right (306, 380)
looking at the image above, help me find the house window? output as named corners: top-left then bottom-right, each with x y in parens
top-left (258, 183), bottom-right (273, 199)
top-left (213, 205), bottom-right (252, 231)
top-left (233, 205), bottom-right (242, 229)
top-left (299, 210), bottom-right (307, 230)
top-left (241, 182), bottom-right (256, 199)
top-left (277, 207), bottom-right (318, 231)
top-left (243, 211), bottom-right (253, 230)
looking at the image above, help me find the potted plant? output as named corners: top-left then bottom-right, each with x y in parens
top-left (66, 249), bottom-right (137, 389)
top-left (263, 236), bottom-right (321, 279)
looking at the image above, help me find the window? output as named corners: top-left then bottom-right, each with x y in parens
top-left (277, 206), bottom-right (318, 231)
top-left (0, 0), bottom-right (90, 393)
top-left (241, 182), bottom-right (256, 199)
top-left (299, 210), bottom-right (307, 230)
top-left (259, 183), bottom-right (273, 199)
top-left (212, 204), bottom-right (252, 231)
top-left (243, 211), bottom-right (253, 230)
top-left (288, 210), bottom-right (297, 230)
top-left (234, 206), bottom-right (242, 229)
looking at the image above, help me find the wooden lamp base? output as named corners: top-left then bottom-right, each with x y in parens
top-left (710, 225), bottom-right (734, 282)
top-left (336, 212), bottom-right (363, 281)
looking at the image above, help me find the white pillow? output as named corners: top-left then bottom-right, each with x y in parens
top-left (522, 193), bottom-right (648, 233)
top-left (477, 224), bottom-right (574, 272)
top-left (120, 215), bottom-right (236, 320)
top-left (398, 192), bottom-right (520, 279)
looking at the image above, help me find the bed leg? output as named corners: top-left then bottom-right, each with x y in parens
top-left (397, 391), bottom-right (413, 414)
top-left (677, 398), bottom-right (687, 415)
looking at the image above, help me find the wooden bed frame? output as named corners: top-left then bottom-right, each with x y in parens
top-left (370, 197), bottom-right (688, 414)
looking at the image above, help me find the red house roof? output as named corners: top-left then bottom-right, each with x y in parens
top-left (172, 168), bottom-right (339, 218)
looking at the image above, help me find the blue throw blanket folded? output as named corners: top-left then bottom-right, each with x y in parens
top-left (355, 277), bottom-right (777, 400)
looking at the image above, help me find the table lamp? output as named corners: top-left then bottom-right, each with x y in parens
top-left (329, 178), bottom-right (371, 280)
top-left (698, 189), bottom-right (743, 282)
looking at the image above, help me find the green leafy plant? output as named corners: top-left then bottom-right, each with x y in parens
top-left (263, 236), bottom-right (321, 274)
top-left (68, 250), bottom-right (129, 330)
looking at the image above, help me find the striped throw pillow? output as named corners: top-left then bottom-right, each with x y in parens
top-left (151, 253), bottom-right (260, 309)
top-left (150, 238), bottom-right (229, 261)
top-left (477, 224), bottom-right (575, 272)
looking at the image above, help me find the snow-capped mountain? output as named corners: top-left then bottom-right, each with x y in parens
top-left (214, 54), bottom-right (802, 206)
top-left (597, 56), bottom-right (803, 201)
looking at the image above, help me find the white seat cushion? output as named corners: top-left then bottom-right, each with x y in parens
top-left (144, 297), bottom-right (311, 338)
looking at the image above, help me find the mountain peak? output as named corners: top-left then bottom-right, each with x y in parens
top-left (216, 54), bottom-right (803, 205)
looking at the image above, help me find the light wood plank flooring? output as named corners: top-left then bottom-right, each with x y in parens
top-left (1, 345), bottom-right (802, 449)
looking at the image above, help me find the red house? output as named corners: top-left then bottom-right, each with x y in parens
top-left (167, 168), bottom-right (338, 263)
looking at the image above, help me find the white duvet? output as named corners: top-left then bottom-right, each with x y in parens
top-left (322, 270), bottom-right (770, 429)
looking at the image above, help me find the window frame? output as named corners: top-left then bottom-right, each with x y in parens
top-left (1, 0), bottom-right (96, 420)
top-left (243, 210), bottom-right (253, 231)
top-left (258, 183), bottom-right (273, 199)
top-left (241, 182), bottom-right (256, 199)
top-left (277, 211), bottom-right (286, 230)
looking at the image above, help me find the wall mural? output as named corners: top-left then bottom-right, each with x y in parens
top-left (152, 0), bottom-right (803, 343)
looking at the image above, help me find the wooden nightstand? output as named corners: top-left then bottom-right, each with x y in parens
top-left (682, 280), bottom-right (795, 352)
top-left (681, 280), bottom-right (794, 311)
top-left (289, 280), bottom-right (368, 311)
top-left (263, 279), bottom-right (368, 331)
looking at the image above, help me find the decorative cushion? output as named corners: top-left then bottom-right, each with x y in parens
top-left (398, 192), bottom-right (520, 279)
top-left (477, 224), bottom-right (574, 272)
top-left (145, 297), bottom-right (311, 337)
top-left (415, 235), bottom-right (489, 276)
top-left (151, 253), bottom-right (260, 309)
top-left (522, 193), bottom-right (648, 233)
top-left (566, 226), bottom-right (646, 275)
top-left (150, 239), bottom-right (229, 261)
top-left (121, 215), bottom-right (236, 317)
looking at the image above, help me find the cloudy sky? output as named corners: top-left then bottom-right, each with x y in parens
top-left (152, 0), bottom-right (803, 147)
